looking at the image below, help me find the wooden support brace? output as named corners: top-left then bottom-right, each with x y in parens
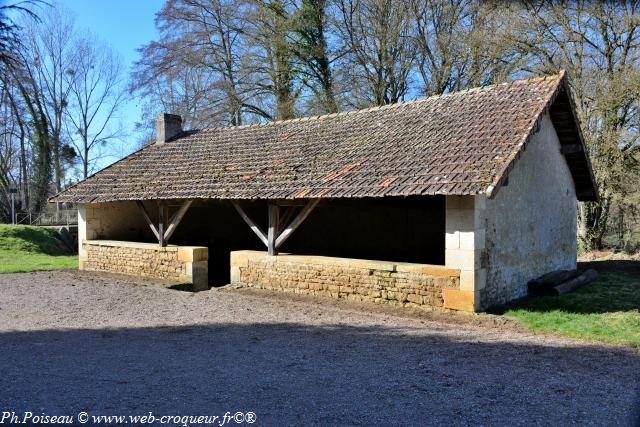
top-left (232, 201), bottom-right (268, 247)
top-left (163, 200), bottom-right (193, 243)
top-left (275, 199), bottom-right (319, 249)
top-left (136, 201), bottom-right (160, 241)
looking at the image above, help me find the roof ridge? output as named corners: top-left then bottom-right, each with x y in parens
top-left (190, 72), bottom-right (565, 136)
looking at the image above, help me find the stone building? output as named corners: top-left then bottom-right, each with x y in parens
top-left (52, 71), bottom-right (597, 311)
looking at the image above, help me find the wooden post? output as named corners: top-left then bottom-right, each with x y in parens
top-left (158, 202), bottom-right (166, 247)
top-left (267, 203), bottom-right (279, 256)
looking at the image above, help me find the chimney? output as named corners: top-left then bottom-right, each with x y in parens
top-left (156, 113), bottom-right (183, 144)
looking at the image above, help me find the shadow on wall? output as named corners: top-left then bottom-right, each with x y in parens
top-left (0, 322), bottom-right (638, 425)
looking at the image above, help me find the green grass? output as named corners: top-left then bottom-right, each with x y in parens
top-left (0, 224), bottom-right (77, 273)
top-left (506, 268), bottom-right (640, 347)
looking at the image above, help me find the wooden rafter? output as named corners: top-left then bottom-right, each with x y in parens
top-left (158, 202), bottom-right (167, 246)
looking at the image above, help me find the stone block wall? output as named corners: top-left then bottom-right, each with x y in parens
top-left (231, 251), bottom-right (461, 310)
top-left (81, 240), bottom-right (209, 291)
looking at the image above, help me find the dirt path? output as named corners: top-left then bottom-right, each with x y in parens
top-left (0, 270), bottom-right (638, 426)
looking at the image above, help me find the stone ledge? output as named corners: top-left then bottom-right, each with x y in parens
top-left (231, 250), bottom-right (459, 277)
top-left (85, 240), bottom-right (178, 251)
top-left (394, 263), bottom-right (460, 277)
top-left (231, 250), bottom-right (464, 311)
top-left (84, 240), bottom-right (208, 257)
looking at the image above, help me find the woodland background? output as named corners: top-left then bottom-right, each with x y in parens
top-left (0, 0), bottom-right (638, 252)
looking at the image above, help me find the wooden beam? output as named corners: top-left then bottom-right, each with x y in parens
top-left (163, 200), bottom-right (193, 243)
top-left (560, 144), bottom-right (583, 154)
top-left (136, 201), bottom-right (159, 241)
top-left (267, 203), bottom-right (279, 256)
top-left (275, 199), bottom-right (319, 249)
top-left (232, 201), bottom-right (268, 247)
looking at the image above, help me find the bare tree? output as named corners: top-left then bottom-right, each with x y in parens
top-left (335, 0), bottom-right (415, 106)
top-left (508, 0), bottom-right (640, 250)
top-left (244, 0), bottom-right (301, 120)
top-left (66, 33), bottom-right (126, 178)
top-left (131, 0), bottom-right (272, 129)
top-left (1, 1), bottom-right (129, 214)
top-left (0, 0), bottom-right (46, 215)
top-left (5, 50), bottom-right (53, 212)
top-left (0, 77), bottom-right (29, 212)
top-left (410, 0), bottom-right (523, 95)
top-left (22, 7), bottom-right (77, 192)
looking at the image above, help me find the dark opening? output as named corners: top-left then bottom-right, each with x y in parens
top-left (171, 196), bottom-right (445, 286)
top-left (281, 196), bottom-right (445, 264)
top-left (170, 201), bottom-right (264, 285)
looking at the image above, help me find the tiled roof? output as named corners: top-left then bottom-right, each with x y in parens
top-left (51, 71), bottom-right (597, 203)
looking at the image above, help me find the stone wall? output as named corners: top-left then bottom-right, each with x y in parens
top-left (81, 240), bottom-right (209, 291)
top-left (231, 251), bottom-right (461, 310)
top-left (480, 114), bottom-right (577, 308)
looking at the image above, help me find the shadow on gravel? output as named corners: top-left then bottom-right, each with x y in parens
top-left (167, 282), bottom-right (196, 292)
top-left (0, 323), bottom-right (638, 425)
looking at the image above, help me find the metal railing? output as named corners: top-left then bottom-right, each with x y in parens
top-left (16, 209), bottom-right (78, 226)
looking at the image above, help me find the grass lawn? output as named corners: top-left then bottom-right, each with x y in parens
top-left (505, 262), bottom-right (640, 347)
top-left (0, 224), bottom-right (77, 273)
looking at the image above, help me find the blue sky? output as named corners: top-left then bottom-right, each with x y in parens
top-left (60, 0), bottom-right (162, 165)
top-left (60, 0), bottom-right (161, 67)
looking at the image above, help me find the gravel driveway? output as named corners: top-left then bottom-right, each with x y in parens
top-left (0, 270), bottom-right (638, 426)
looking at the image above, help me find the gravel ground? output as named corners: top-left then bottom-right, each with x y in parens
top-left (0, 270), bottom-right (638, 426)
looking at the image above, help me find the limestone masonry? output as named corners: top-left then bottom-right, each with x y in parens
top-left (81, 240), bottom-right (209, 291)
top-left (231, 251), bottom-right (465, 310)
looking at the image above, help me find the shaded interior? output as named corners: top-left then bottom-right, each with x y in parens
top-left (98, 196), bottom-right (446, 286)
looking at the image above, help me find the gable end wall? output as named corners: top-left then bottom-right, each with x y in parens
top-left (478, 113), bottom-right (577, 308)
